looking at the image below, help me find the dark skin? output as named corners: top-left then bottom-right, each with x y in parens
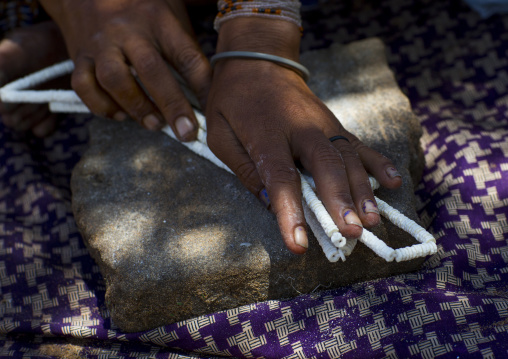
top-left (6, 0), bottom-right (403, 252)
top-left (207, 18), bottom-right (402, 252)
top-left (0, 21), bottom-right (68, 137)
top-left (40, 0), bottom-right (211, 141)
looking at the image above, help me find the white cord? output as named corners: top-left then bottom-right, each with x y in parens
top-left (302, 202), bottom-right (344, 262)
top-left (359, 229), bottom-right (396, 262)
top-left (49, 101), bottom-right (90, 114)
top-left (0, 60), bottom-right (437, 263)
top-left (301, 173), bottom-right (436, 261)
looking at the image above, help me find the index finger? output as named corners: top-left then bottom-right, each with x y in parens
top-left (249, 137), bottom-right (309, 254)
top-left (159, 23), bottom-right (212, 111)
top-left (124, 38), bottom-right (200, 141)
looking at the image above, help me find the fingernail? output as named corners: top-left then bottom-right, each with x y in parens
top-left (175, 116), bottom-right (195, 139)
top-left (258, 188), bottom-right (271, 209)
top-left (343, 210), bottom-right (363, 228)
top-left (294, 226), bottom-right (308, 248)
top-left (362, 200), bottom-right (379, 215)
top-left (113, 111), bottom-right (128, 121)
top-left (143, 114), bottom-right (161, 130)
top-left (386, 167), bottom-right (402, 178)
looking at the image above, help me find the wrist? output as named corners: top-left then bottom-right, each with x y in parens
top-left (216, 18), bottom-right (301, 61)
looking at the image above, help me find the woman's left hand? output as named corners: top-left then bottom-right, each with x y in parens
top-left (206, 18), bottom-right (402, 254)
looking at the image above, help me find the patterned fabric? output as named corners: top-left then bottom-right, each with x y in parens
top-left (1, 0), bottom-right (508, 357)
top-left (0, 0), bottom-right (44, 36)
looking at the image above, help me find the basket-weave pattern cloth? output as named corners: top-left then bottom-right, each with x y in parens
top-left (0, 0), bottom-right (44, 36)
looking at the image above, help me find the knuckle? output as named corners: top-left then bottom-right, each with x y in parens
top-left (350, 138), bottom-right (370, 153)
top-left (338, 146), bottom-right (359, 160)
top-left (174, 46), bottom-right (205, 76)
top-left (330, 189), bottom-right (354, 204)
top-left (355, 181), bottom-right (374, 196)
top-left (127, 97), bottom-right (151, 119)
top-left (134, 51), bottom-right (160, 76)
top-left (310, 141), bottom-right (340, 164)
top-left (96, 60), bottom-right (124, 89)
top-left (261, 160), bottom-right (299, 185)
top-left (234, 161), bottom-right (258, 184)
top-left (159, 93), bottom-right (186, 115)
top-left (71, 69), bottom-right (93, 95)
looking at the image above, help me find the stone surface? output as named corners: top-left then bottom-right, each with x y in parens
top-left (71, 38), bottom-right (426, 332)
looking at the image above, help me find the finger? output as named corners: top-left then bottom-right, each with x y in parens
top-left (296, 130), bottom-right (364, 239)
top-left (348, 133), bottom-right (403, 189)
top-left (251, 137), bottom-right (308, 254)
top-left (3, 104), bottom-right (49, 131)
top-left (94, 48), bottom-right (163, 129)
top-left (206, 112), bottom-right (264, 200)
top-left (330, 134), bottom-right (381, 228)
top-left (124, 39), bottom-right (199, 141)
top-left (1, 103), bottom-right (21, 127)
top-left (32, 114), bottom-right (58, 138)
top-left (207, 109), bottom-right (308, 253)
top-left (0, 38), bottom-right (23, 85)
top-left (159, 23), bottom-right (212, 111)
top-left (71, 56), bottom-right (126, 120)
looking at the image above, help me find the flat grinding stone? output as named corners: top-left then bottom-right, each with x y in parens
top-left (71, 38), bottom-right (426, 332)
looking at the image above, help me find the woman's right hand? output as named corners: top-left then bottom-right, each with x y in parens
top-left (39, 0), bottom-right (212, 141)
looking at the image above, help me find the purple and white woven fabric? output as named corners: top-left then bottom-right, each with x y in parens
top-left (0, 0), bottom-right (46, 36)
top-left (1, 0), bottom-right (508, 357)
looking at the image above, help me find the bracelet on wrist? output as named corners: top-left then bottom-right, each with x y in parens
top-left (210, 51), bottom-right (310, 81)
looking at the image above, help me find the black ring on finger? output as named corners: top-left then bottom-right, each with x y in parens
top-left (329, 135), bottom-right (350, 143)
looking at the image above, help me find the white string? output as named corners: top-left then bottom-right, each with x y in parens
top-left (0, 60), bottom-right (74, 92)
top-left (341, 238), bottom-right (357, 257)
top-left (359, 229), bottom-right (396, 262)
top-left (394, 242), bottom-right (437, 262)
top-left (301, 173), bottom-right (436, 261)
top-left (0, 61), bottom-right (438, 263)
top-left (376, 197), bottom-right (436, 244)
top-left (300, 174), bottom-right (346, 248)
top-left (49, 101), bottom-right (90, 114)
top-left (302, 202), bottom-right (344, 262)
top-left (161, 124), bottom-right (233, 175)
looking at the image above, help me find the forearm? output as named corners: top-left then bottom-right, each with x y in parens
top-left (216, 17), bottom-right (301, 60)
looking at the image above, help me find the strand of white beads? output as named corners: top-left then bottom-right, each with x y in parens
top-left (301, 173), bottom-right (436, 260)
top-left (375, 198), bottom-right (436, 244)
top-left (369, 177), bottom-right (435, 245)
top-left (0, 60), bottom-right (80, 104)
top-left (300, 174), bottom-right (347, 249)
top-left (359, 229), bottom-right (396, 262)
top-left (394, 242), bottom-right (437, 262)
top-left (369, 177), bottom-right (381, 190)
top-left (302, 202), bottom-right (345, 262)
top-left (300, 174), bottom-right (346, 248)
top-left (161, 124), bottom-right (234, 175)
top-left (341, 238), bottom-right (357, 257)
top-left (49, 101), bottom-right (90, 114)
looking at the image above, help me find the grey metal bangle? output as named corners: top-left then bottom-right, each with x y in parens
top-left (210, 51), bottom-right (310, 82)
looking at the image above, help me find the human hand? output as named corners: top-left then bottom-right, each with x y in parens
top-left (206, 18), bottom-right (402, 254)
top-left (0, 21), bottom-right (67, 137)
top-left (39, 0), bottom-right (212, 141)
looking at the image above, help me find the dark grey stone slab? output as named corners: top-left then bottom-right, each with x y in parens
top-left (71, 38), bottom-right (426, 332)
